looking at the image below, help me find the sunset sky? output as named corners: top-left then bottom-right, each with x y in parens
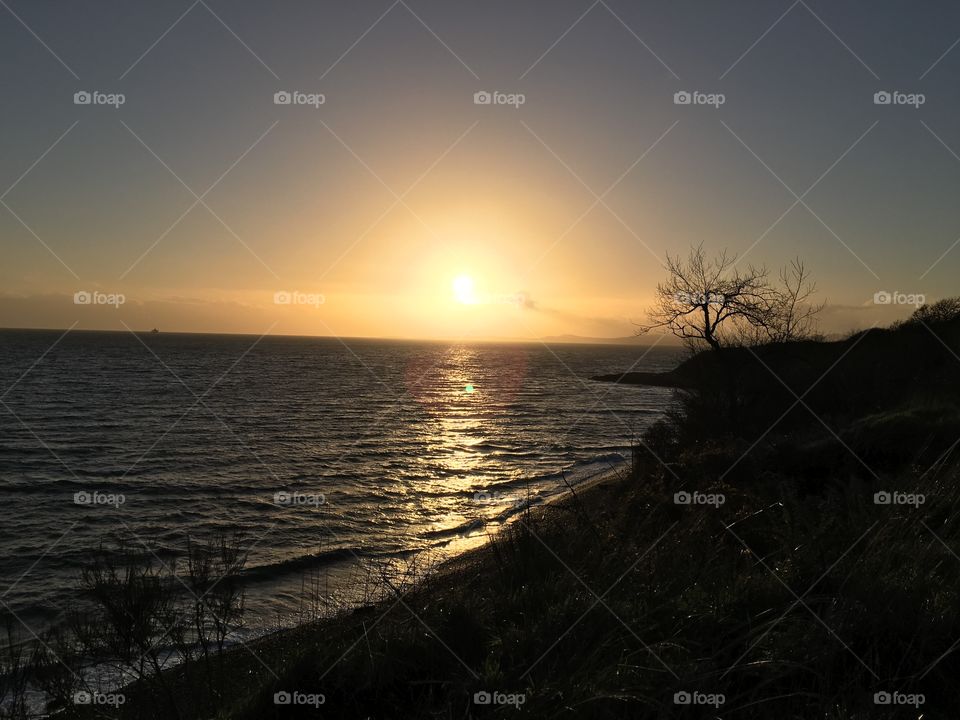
top-left (2, 0), bottom-right (960, 340)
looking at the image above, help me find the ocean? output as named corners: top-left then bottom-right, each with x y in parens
top-left (0, 329), bottom-right (680, 635)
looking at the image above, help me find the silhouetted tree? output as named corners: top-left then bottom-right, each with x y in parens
top-left (639, 244), bottom-right (823, 350)
top-left (733, 258), bottom-right (825, 345)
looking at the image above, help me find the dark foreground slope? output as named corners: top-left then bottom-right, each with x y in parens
top-left (49, 317), bottom-right (960, 719)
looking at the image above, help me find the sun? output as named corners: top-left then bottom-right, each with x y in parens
top-left (452, 274), bottom-right (478, 305)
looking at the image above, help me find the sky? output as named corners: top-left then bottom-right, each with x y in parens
top-left (2, 0), bottom-right (959, 341)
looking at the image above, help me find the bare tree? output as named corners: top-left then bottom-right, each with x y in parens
top-left (639, 245), bottom-right (771, 350)
top-left (639, 245), bottom-right (823, 350)
top-left (769, 259), bottom-right (824, 342)
top-left (733, 258), bottom-right (825, 345)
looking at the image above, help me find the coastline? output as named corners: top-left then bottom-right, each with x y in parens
top-left (230, 455), bottom-right (632, 635)
top-left (423, 460), bottom-right (628, 584)
top-left (73, 459), bottom-right (633, 718)
top-left (52, 309), bottom-right (960, 718)
top-left (253, 457), bottom-right (629, 638)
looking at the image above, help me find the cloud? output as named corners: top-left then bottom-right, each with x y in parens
top-left (516, 291), bottom-right (632, 336)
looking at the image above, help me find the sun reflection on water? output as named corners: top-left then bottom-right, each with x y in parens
top-left (402, 344), bottom-right (530, 538)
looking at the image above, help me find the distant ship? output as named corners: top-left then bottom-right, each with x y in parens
top-left (150, 328), bottom-right (159, 334)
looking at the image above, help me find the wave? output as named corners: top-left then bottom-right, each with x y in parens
top-left (421, 453), bottom-right (627, 543)
top-left (236, 453), bottom-right (627, 585)
top-left (479, 452), bottom-right (626, 492)
top-left (2, 478), bottom-right (315, 497)
top-left (241, 546), bottom-right (417, 583)
top-left (418, 518), bottom-right (488, 541)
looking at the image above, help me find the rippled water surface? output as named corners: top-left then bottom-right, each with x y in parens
top-left (0, 330), bottom-right (681, 629)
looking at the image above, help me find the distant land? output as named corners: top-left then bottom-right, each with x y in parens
top-left (537, 334), bottom-right (659, 345)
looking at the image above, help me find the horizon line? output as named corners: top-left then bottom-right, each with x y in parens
top-left (0, 325), bottom-right (669, 347)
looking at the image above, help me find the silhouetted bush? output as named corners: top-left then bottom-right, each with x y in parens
top-left (897, 296), bottom-right (960, 327)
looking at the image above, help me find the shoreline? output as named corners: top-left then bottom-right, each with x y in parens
top-left (244, 458), bottom-right (629, 639)
top-left (80, 459), bottom-right (633, 717)
top-left (43, 457), bottom-right (634, 718)
top-left (235, 455), bottom-right (631, 634)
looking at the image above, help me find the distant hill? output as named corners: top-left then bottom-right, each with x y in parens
top-left (538, 333), bottom-right (667, 345)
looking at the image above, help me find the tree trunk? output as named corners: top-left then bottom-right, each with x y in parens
top-left (703, 304), bottom-right (720, 350)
